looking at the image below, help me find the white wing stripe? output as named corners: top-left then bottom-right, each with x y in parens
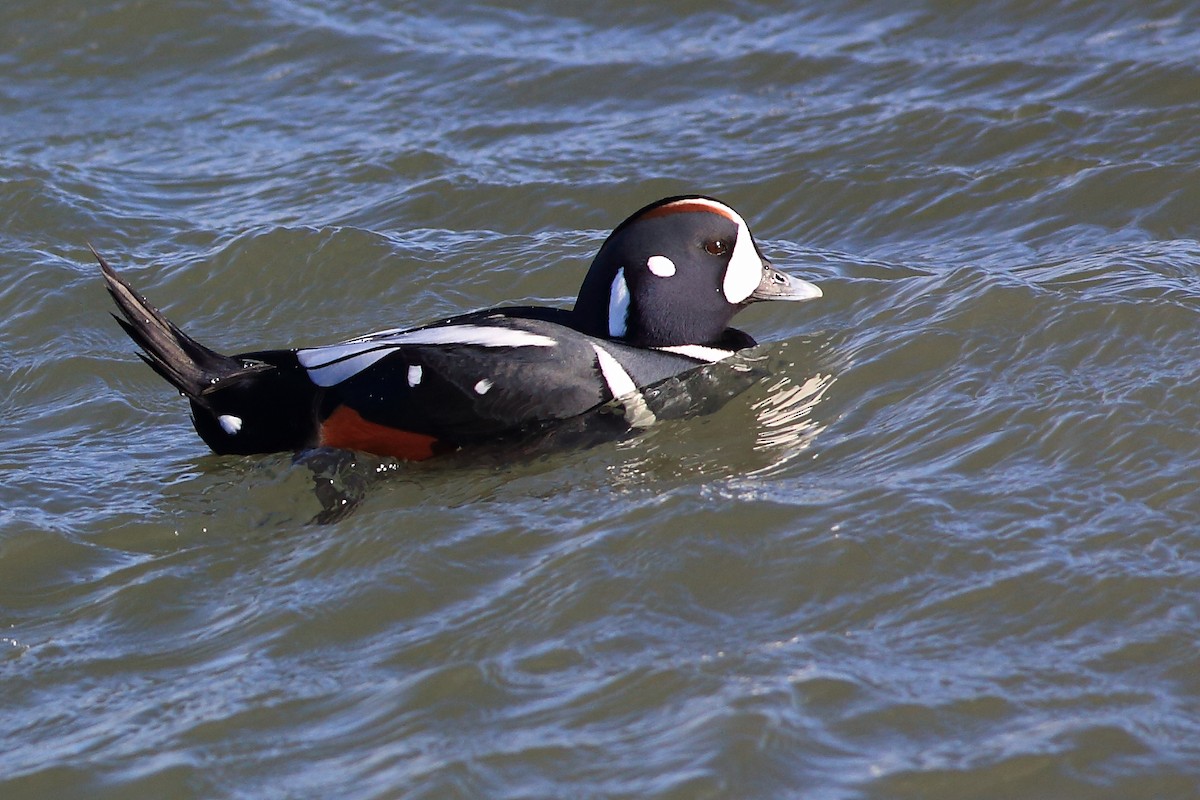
top-left (305, 351), bottom-right (395, 388)
top-left (297, 342), bottom-right (393, 370)
top-left (387, 325), bottom-right (557, 349)
top-left (297, 324), bottom-right (557, 387)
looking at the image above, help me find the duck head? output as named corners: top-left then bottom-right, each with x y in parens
top-left (573, 195), bottom-right (821, 349)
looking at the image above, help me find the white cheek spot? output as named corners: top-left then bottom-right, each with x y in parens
top-left (474, 378), bottom-right (493, 395)
top-left (218, 414), bottom-right (243, 435)
top-left (646, 255), bottom-right (676, 277)
top-left (722, 220), bottom-right (764, 304)
top-left (608, 267), bottom-right (630, 338)
top-left (407, 365), bottom-right (423, 387)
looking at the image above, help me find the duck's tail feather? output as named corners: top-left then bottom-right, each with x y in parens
top-left (95, 247), bottom-right (324, 455)
top-left (93, 245), bottom-right (267, 403)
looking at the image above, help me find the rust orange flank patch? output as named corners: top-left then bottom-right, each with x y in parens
top-left (320, 406), bottom-right (439, 460)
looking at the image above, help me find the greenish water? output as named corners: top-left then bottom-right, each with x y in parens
top-left (3, 1), bottom-right (1200, 797)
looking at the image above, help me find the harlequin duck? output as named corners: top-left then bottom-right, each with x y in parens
top-left (98, 195), bottom-right (822, 459)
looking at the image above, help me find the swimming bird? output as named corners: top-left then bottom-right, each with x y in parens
top-left (98, 195), bottom-right (822, 459)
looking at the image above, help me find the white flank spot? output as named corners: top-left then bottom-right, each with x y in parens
top-left (590, 344), bottom-right (657, 428)
top-left (646, 255), bottom-right (676, 277)
top-left (655, 344), bottom-right (736, 362)
top-left (218, 414), bottom-right (243, 435)
top-left (608, 268), bottom-right (630, 338)
top-left (474, 378), bottom-right (493, 395)
top-left (722, 220), bottom-right (764, 304)
top-left (407, 365), bottom-right (423, 387)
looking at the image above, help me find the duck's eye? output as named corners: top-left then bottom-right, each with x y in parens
top-left (703, 239), bottom-right (729, 256)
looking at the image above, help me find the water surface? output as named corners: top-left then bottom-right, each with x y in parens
top-left (3, 1), bottom-right (1200, 797)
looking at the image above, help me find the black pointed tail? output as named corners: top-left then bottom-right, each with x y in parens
top-left (95, 246), bottom-right (255, 401)
top-left (95, 248), bottom-right (320, 455)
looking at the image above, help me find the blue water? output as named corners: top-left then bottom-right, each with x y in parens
top-left (3, 1), bottom-right (1200, 797)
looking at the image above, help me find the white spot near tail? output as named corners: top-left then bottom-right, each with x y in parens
top-left (474, 378), bottom-right (493, 395)
top-left (407, 365), bottom-right (423, 387)
top-left (218, 414), bottom-right (243, 435)
top-left (646, 255), bottom-right (676, 277)
top-left (608, 268), bottom-right (630, 338)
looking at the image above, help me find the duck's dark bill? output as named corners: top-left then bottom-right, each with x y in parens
top-left (749, 265), bottom-right (823, 303)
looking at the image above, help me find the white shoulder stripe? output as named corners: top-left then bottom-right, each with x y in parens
top-left (654, 344), bottom-right (736, 362)
top-left (297, 323), bottom-right (557, 387)
top-left (590, 343), bottom-right (657, 428)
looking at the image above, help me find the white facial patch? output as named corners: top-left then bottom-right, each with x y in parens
top-left (646, 197), bottom-right (764, 305)
top-left (407, 365), bottom-right (423, 387)
top-left (474, 378), bottom-right (493, 395)
top-left (646, 255), bottom-right (676, 277)
top-left (218, 414), bottom-right (243, 435)
top-left (608, 268), bottom-right (630, 338)
top-left (721, 217), bottom-right (764, 304)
